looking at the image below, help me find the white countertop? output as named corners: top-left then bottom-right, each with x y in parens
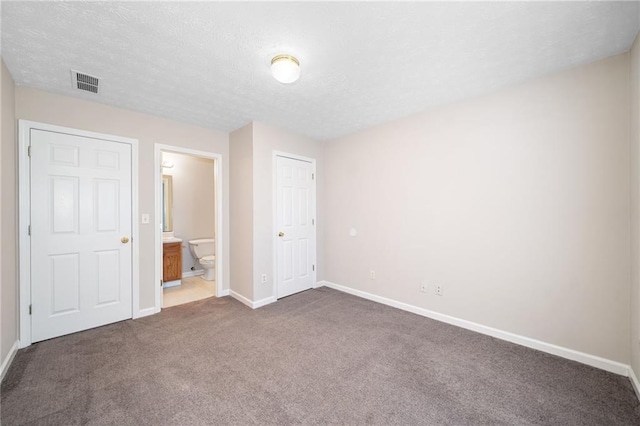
top-left (162, 237), bottom-right (182, 243)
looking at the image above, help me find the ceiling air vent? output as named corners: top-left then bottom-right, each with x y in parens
top-left (71, 70), bottom-right (100, 94)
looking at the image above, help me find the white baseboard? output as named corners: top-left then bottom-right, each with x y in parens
top-left (320, 280), bottom-right (629, 376)
top-left (253, 296), bottom-right (276, 309)
top-left (218, 289), bottom-right (230, 297)
top-left (181, 270), bottom-right (204, 278)
top-left (313, 281), bottom-right (325, 289)
top-left (229, 290), bottom-right (276, 309)
top-left (230, 290), bottom-right (253, 308)
top-left (0, 341), bottom-right (18, 383)
top-left (630, 367), bottom-right (640, 402)
top-left (134, 306), bottom-right (158, 319)
top-left (163, 279), bottom-right (181, 288)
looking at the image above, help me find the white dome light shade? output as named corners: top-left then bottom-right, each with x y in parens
top-left (271, 55), bottom-right (300, 84)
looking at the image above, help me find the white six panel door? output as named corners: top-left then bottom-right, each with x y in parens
top-left (276, 156), bottom-right (315, 299)
top-left (31, 129), bottom-right (132, 342)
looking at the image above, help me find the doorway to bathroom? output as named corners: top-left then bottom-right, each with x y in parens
top-left (154, 144), bottom-right (223, 310)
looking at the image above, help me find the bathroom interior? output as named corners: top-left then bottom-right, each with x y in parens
top-left (161, 151), bottom-right (217, 308)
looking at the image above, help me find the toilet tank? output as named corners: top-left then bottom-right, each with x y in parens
top-left (188, 238), bottom-right (215, 259)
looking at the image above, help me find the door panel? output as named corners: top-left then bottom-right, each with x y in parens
top-left (50, 253), bottom-right (80, 315)
top-left (276, 156), bottom-right (315, 298)
top-left (299, 238), bottom-right (309, 277)
top-left (50, 176), bottom-right (79, 233)
top-left (31, 129), bottom-right (132, 342)
top-left (96, 250), bottom-right (120, 305)
top-left (94, 179), bottom-right (119, 232)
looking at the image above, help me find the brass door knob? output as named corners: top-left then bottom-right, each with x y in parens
top-left (121, 237), bottom-right (130, 244)
top-left (278, 232), bottom-right (284, 237)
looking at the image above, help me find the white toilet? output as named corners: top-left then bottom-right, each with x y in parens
top-left (188, 238), bottom-right (216, 281)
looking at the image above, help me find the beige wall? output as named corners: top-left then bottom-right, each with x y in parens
top-left (1, 59), bottom-right (17, 366)
top-left (323, 53), bottom-right (631, 363)
top-left (229, 121), bottom-right (323, 302)
top-left (15, 87), bottom-right (230, 309)
top-left (229, 123), bottom-right (254, 299)
top-left (252, 122), bottom-right (323, 301)
top-left (162, 152), bottom-right (215, 274)
top-left (630, 31), bottom-right (640, 376)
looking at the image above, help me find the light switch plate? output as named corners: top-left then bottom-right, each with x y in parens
top-left (141, 214), bottom-right (150, 224)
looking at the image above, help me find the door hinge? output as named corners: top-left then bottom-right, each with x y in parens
top-left (28, 225), bottom-right (31, 236)
top-left (160, 280), bottom-right (163, 287)
top-left (29, 304), bottom-right (32, 315)
top-left (312, 218), bottom-right (315, 225)
top-left (312, 173), bottom-right (315, 180)
top-left (28, 146), bottom-right (31, 157)
top-left (312, 264), bottom-right (315, 272)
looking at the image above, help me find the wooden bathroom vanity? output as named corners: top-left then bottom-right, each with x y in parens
top-left (163, 241), bottom-right (182, 283)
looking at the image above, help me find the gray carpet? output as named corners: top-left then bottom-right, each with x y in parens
top-left (1, 287), bottom-right (639, 425)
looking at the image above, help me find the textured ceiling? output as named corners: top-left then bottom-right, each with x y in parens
top-left (1, 1), bottom-right (639, 140)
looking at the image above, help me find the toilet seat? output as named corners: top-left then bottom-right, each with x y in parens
top-left (199, 255), bottom-right (215, 265)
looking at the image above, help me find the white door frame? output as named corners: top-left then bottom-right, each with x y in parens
top-left (272, 151), bottom-right (317, 300)
top-left (154, 144), bottom-right (223, 310)
top-left (18, 120), bottom-right (140, 348)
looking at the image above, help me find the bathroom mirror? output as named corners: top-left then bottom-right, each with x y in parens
top-left (162, 175), bottom-right (173, 232)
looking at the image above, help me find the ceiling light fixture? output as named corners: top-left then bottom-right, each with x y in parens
top-left (271, 54), bottom-right (300, 84)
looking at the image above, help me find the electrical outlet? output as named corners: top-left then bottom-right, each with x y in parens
top-left (420, 282), bottom-right (428, 293)
top-left (261, 274), bottom-right (267, 284)
top-left (435, 284), bottom-right (443, 296)
top-left (141, 213), bottom-right (150, 224)
top-left (370, 270), bottom-right (376, 280)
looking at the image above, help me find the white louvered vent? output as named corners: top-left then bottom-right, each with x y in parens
top-left (70, 70), bottom-right (100, 94)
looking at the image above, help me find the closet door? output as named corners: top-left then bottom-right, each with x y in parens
top-left (30, 129), bottom-right (133, 342)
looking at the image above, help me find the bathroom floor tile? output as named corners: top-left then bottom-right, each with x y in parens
top-left (163, 275), bottom-right (216, 308)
